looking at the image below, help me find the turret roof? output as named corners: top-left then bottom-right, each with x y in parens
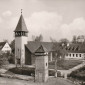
top-left (14, 14), bottom-right (28, 32)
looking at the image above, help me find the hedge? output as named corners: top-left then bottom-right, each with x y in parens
top-left (8, 67), bottom-right (35, 76)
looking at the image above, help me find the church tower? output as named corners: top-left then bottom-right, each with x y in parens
top-left (14, 10), bottom-right (28, 66)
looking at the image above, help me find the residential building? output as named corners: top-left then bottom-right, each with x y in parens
top-left (65, 43), bottom-right (85, 60)
top-left (0, 42), bottom-right (11, 53)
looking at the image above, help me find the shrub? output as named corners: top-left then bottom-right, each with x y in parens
top-left (8, 67), bottom-right (35, 76)
top-left (57, 71), bottom-right (61, 77)
top-left (49, 70), bottom-right (61, 77)
top-left (8, 53), bottom-right (15, 64)
top-left (49, 70), bottom-right (55, 76)
top-left (0, 53), bottom-right (9, 67)
top-left (68, 66), bottom-right (85, 81)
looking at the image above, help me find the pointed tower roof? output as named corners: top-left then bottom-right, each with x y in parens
top-left (35, 45), bottom-right (48, 53)
top-left (14, 12), bottom-right (28, 32)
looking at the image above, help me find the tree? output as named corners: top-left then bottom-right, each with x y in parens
top-left (32, 34), bottom-right (43, 42)
top-left (52, 42), bottom-right (67, 77)
top-left (10, 39), bottom-right (15, 54)
top-left (72, 35), bottom-right (77, 43)
top-left (77, 35), bottom-right (85, 43)
top-left (59, 38), bottom-right (69, 45)
top-left (0, 53), bottom-right (9, 68)
top-left (50, 37), bottom-right (57, 42)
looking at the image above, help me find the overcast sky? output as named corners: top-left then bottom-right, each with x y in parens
top-left (0, 0), bottom-right (85, 42)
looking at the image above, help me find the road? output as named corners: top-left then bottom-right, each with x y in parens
top-left (0, 77), bottom-right (75, 85)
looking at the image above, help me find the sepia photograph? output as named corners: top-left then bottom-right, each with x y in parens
top-left (0, 0), bottom-right (85, 85)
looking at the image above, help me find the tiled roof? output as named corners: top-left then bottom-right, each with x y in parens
top-left (65, 43), bottom-right (85, 53)
top-left (0, 42), bottom-right (6, 50)
top-left (14, 14), bottom-right (28, 32)
top-left (25, 41), bottom-right (54, 53)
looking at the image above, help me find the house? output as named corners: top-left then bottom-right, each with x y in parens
top-left (65, 43), bottom-right (85, 60)
top-left (0, 42), bottom-right (11, 54)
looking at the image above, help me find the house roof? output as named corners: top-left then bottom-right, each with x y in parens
top-left (25, 41), bottom-right (54, 53)
top-left (35, 45), bottom-right (48, 53)
top-left (26, 41), bottom-right (85, 54)
top-left (65, 43), bottom-right (85, 53)
top-left (0, 42), bottom-right (6, 50)
top-left (14, 14), bottom-right (28, 32)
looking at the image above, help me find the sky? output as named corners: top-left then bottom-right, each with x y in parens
top-left (0, 0), bottom-right (85, 42)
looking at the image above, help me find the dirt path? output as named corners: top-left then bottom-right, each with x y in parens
top-left (0, 77), bottom-right (75, 85)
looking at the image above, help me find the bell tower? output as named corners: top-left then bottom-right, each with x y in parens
top-left (14, 10), bottom-right (28, 66)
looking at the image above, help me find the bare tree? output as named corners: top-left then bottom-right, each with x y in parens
top-left (52, 42), bottom-right (67, 77)
top-left (50, 37), bottom-right (57, 42)
top-left (32, 34), bottom-right (43, 42)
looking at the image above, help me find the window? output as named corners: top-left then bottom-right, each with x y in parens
top-left (69, 54), bottom-right (71, 57)
top-left (73, 54), bottom-right (74, 57)
top-left (80, 54), bottom-right (81, 57)
top-left (76, 54), bottom-right (78, 57)
top-left (66, 54), bottom-right (68, 56)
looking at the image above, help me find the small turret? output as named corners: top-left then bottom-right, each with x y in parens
top-left (35, 45), bottom-right (48, 82)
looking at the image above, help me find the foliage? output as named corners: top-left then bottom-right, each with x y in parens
top-left (51, 42), bottom-right (67, 77)
top-left (10, 39), bottom-right (15, 54)
top-left (59, 38), bottom-right (69, 45)
top-left (68, 66), bottom-right (85, 81)
top-left (8, 67), bottom-right (35, 76)
top-left (0, 52), bottom-right (15, 68)
top-left (72, 35), bottom-right (77, 43)
top-left (32, 34), bottom-right (43, 42)
top-left (8, 53), bottom-right (15, 64)
top-left (50, 37), bottom-right (57, 42)
top-left (52, 42), bottom-right (67, 59)
top-left (72, 35), bottom-right (85, 43)
top-left (49, 70), bottom-right (61, 77)
top-left (49, 70), bottom-right (55, 76)
top-left (0, 53), bottom-right (9, 67)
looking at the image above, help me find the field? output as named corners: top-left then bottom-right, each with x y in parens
top-left (49, 60), bottom-right (83, 70)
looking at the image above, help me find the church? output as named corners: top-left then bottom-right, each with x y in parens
top-left (14, 12), bottom-right (53, 66)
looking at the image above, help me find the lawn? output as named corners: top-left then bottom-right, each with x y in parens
top-left (49, 60), bottom-right (83, 70)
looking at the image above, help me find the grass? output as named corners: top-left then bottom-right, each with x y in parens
top-left (49, 60), bottom-right (83, 70)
